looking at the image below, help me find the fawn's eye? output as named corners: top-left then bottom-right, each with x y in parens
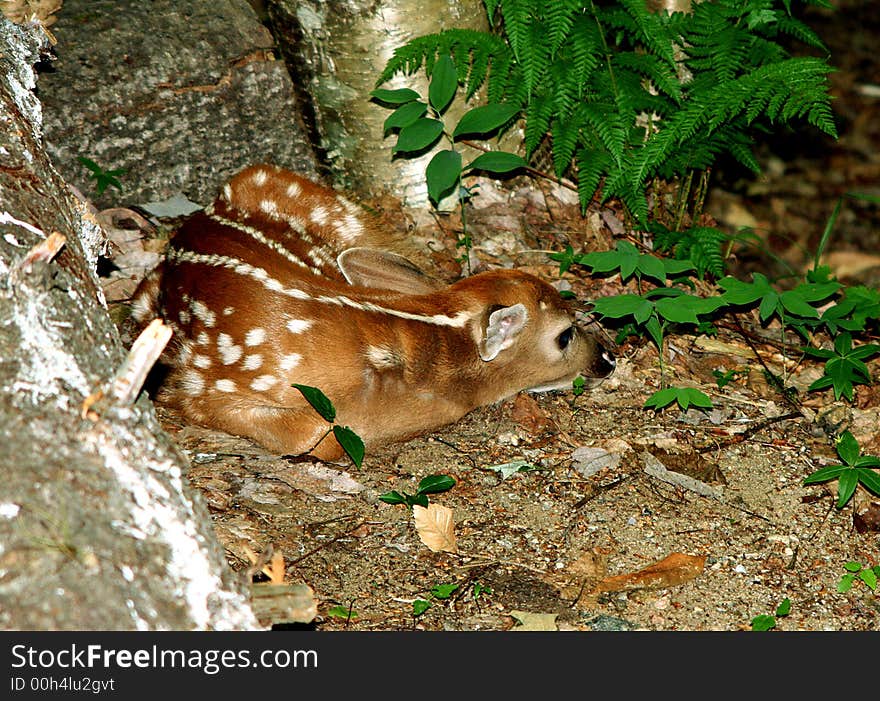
top-left (556, 326), bottom-right (575, 350)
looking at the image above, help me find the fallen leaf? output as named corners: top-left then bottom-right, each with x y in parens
top-left (264, 551), bottom-right (286, 585)
top-left (413, 504), bottom-right (457, 553)
top-left (597, 552), bottom-right (707, 593)
top-left (509, 611), bottom-right (559, 631)
top-left (511, 393), bottom-right (555, 434)
top-left (487, 459), bottom-right (538, 480)
top-left (571, 446), bottom-right (621, 478)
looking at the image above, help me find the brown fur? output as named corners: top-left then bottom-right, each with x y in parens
top-left (132, 164), bottom-right (614, 461)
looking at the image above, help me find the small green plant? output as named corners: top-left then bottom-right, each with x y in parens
top-left (77, 156), bottom-right (125, 195)
top-left (379, 474), bottom-right (456, 508)
top-left (412, 599), bottom-right (432, 617)
top-left (562, 240), bottom-right (722, 410)
top-left (751, 597), bottom-right (791, 631)
top-left (291, 384), bottom-right (365, 467)
top-left (411, 581), bottom-right (461, 619)
top-left (371, 54), bottom-right (526, 269)
top-left (802, 332), bottom-right (880, 402)
top-left (837, 561), bottom-right (879, 593)
top-left (713, 368), bottom-right (747, 389)
top-left (473, 582), bottom-right (493, 601)
top-left (326, 604), bottom-right (358, 622)
top-left (803, 430), bottom-right (880, 509)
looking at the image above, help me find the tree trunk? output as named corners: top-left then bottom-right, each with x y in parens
top-left (0, 17), bottom-right (259, 630)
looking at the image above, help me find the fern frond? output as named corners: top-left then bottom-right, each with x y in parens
top-left (575, 147), bottom-right (613, 213)
top-left (546, 0), bottom-right (580, 58)
top-left (499, 0), bottom-right (532, 63)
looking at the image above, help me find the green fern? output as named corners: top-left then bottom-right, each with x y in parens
top-left (375, 0), bottom-right (837, 224)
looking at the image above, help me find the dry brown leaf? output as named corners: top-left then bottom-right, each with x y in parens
top-left (511, 393), bottom-right (554, 434)
top-left (509, 611), bottom-right (558, 631)
top-left (597, 552), bottom-right (706, 593)
top-left (413, 504), bottom-right (457, 553)
top-left (264, 551), bottom-right (286, 585)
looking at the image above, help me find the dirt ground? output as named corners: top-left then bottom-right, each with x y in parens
top-left (106, 1), bottom-right (879, 631)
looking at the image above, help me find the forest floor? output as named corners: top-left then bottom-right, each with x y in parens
top-left (107, 1), bottom-right (879, 631)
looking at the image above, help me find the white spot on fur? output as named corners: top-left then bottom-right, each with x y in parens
top-left (217, 333), bottom-right (243, 365)
top-left (193, 354), bottom-right (212, 369)
top-left (178, 309), bottom-right (191, 325)
top-left (223, 306), bottom-right (235, 316)
top-left (189, 300), bottom-right (216, 328)
top-left (222, 183), bottom-right (232, 201)
top-left (310, 205), bottom-right (328, 225)
top-left (242, 354), bottom-right (263, 371)
top-left (196, 331), bottom-right (210, 346)
top-left (245, 328), bottom-right (266, 346)
top-left (250, 375), bottom-right (279, 391)
top-left (336, 214), bottom-right (364, 242)
top-left (260, 199), bottom-right (279, 217)
top-left (366, 345), bottom-right (402, 369)
top-left (286, 181), bottom-right (301, 198)
top-left (251, 169), bottom-right (268, 186)
top-left (279, 353), bottom-right (302, 371)
top-left (215, 379), bottom-right (237, 393)
top-left (180, 370), bottom-right (205, 396)
top-left (286, 318), bottom-right (313, 334)
top-left (176, 339), bottom-right (194, 365)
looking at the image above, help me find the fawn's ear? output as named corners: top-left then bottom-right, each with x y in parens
top-left (337, 247), bottom-right (443, 295)
top-left (478, 304), bottom-right (529, 361)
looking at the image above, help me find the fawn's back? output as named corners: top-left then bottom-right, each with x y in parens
top-left (132, 164), bottom-right (614, 460)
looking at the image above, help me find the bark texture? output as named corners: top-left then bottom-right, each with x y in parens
top-left (37, 0), bottom-right (321, 209)
top-left (0, 17), bottom-right (259, 631)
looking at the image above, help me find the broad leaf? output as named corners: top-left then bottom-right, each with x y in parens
top-left (393, 118), bottom-right (444, 153)
top-left (428, 54), bottom-right (457, 114)
top-left (466, 151), bottom-right (527, 174)
top-left (453, 103), bottom-right (520, 138)
top-left (333, 425), bottom-right (365, 468)
top-left (292, 384), bottom-right (335, 422)
top-left (426, 149), bottom-right (462, 205)
top-left (417, 474), bottom-right (457, 495)
top-left (383, 101), bottom-right (427, 134)
top-left (370, 87), bottom-right (420, 105)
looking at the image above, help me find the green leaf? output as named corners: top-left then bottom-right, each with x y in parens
top-left (779, 290), bottom-right (820, 318)
top-left (428, 54), bottom-right (457, 114)
top-left (417, 474), bottom-right (457, 495)
top-left (431, 583), bottom-right (459, 599)
top-left (835, 430), bottom-right (861, 465)
top-left (326, 605), bottom-right (357, 620)
top-left (426, 149), bottom-right (462, 205)
top-left (412, 600), bottom-right (431, 617)
top-left (333, 425), bottom-right (365, 468)
top-left (837, 573), bottom-right (855, 593)
top-left (370, 88), bottom-right (421, 105)
top-left (292, 384), bottom-right (335, 422)
top-left (802, 464), bottom-right (848, 484)
top-left (860, 568), bottom-right (878, 591)
top-left (857, 467), bottom-right (880, 497)
top-left (383, 101), bottom-right (427, 135)
top-left (591, 294), bottom-right (651, 319)
top-left (644, 387), bottom-right (679, 410)
top-left (751, 614), bottom-right (776, 631)
top-left (719, 273), bottom-right (774, 305)
top-left (393, 118), bottom-right (444, 153)
top-left (378, 491), bottom-right (408, 505)
top-left (776, 598), bottom-right (791, 616)
top-left (452, 103), bottom-right (520, 138)
top-left (410, 493), bottom-right (430, 508)
top-left (843, 561), bottom-right (863, 573)
top-left (465, 151), bottom-right (527, 174)
top-left (835, 468), bottom-right (860, 508)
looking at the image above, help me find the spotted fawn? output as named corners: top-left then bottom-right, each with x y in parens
top-left (132, 164), bottom-right (615, 461)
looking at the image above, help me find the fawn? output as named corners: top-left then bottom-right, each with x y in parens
top-left (132, 164), bottom-right (615, 461)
